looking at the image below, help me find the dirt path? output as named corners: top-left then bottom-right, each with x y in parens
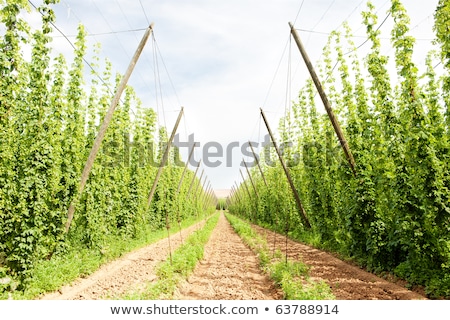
top-left (251, 223), bottom-right (427, 300)
top-left (39, 210), bottom-right (428, 300)
top-left (174, 212), bottom-right (283, 300)
top-left (40, 220), bottom-right (205, 300)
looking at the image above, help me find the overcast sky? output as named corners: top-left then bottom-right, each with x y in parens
top-left (24, 0), bottom-right (440, 192)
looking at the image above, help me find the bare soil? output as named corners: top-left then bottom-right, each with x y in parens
top-left (40, 220), bottom-right (205, 300)
top-left (40, 211), bottom-right (427, 300)
top-left (174, 212), bottom-right (283, 299)
top-left (250, 223), bottom-right (427, 300)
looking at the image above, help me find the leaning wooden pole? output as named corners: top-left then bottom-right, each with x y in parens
top-left (289, 22), bottom-right (356, 177)
top-left (250, 142), bottom-right (270, 238)
top-left (249, 141), bottom-right (268, 187)
top-left (195, 173), bottom-right (207, 224)
top-left (260, 108), bottom-right (311, 229)
top-left (176, 143), bottom-right (197, 194)
top-left (175, 142), bottom-right (197, 242)
top-left (231, 186), bottom-right (238, 204)
top-left (65, 23), bottom-right (155, 232)
top-left (239, 169), bottom-right (252, 200)
top-left (194, 170), bottom-right (205, 201)
top-left (230, 185), bottom-right (238, 206)
top-left (239, 169), bottom-right (253, 220)
top-left (243, 159), bottom-right (259, 198)
top-left (201, 181), bottom-right (211, 212)
top-left (234, 182), bottom-right (244, 212)
top-left (146, 107), bottom-right (184, 208)
top-left (243, 159), bottom-right (259, 222)
top-left (186, 160), bottom-right (201, 199)
top-left (234, 182), bottom-right (242, 204)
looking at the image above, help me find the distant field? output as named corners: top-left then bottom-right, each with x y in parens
top-left (214, 189), bottom-right (231, 199)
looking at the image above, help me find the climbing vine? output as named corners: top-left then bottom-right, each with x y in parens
top-left (230, 0), bottom-right (450, 298)
top-left (0, 0), bottom-right (214, 294)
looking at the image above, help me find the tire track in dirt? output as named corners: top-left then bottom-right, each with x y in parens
top-left (174, 212), bottom-right (282, 300)
top-left (40, 220), bottom-right (205, 300)
top-left (251, 223), bottom-right (427, 300)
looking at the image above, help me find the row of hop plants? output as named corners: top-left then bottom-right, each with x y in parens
top-left (0, 0), bottom-right (214, 293)
top-left (230, 0), bottom-right (450, 298)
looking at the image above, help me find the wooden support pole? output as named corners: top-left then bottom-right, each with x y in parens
top-left (239, 169), bottom-right (253, 220)
top-left (289, 22), bottom-right (356, 177)
top-left (229, 186), bottom-right (236, 205)
top-left (210, 188), bottom-right (216, 208)
top-left (260, 108), bottom-right (311, 229)
top-left (176, 142), bottom-right (197, 194)
top-left (243, 159), bottom-right (259, 221)
top-left (200, 177), bottom-right (208, 202)
top-left (234, 182), bottom-right (242, 203)
top-left (243, 158), bottom-right (259, 198)
top-left (206, 189), bottom-right (213, 211)
top-left (201, 180), bottom-right (211, 211)
top-left (205, 185), bottom-right (214, 211)
top-left (195, 171), bottom-right (205, 196)
top-left (146, 107), bottom-right (184, 208)
top-left (234, 182), bottom-right (244, 209)
top-left (230, 186), bottom-right (237, 203)
top-left (65, 23), bottom-right (155, 232)
top-left (193, 169), bottom-right (205, 209)
top-left (195, 173), bottom-right (206, 221)
top-left (174, 142), bottom-right (197, 240)
top-left (186, 160), bottom-right (201, 198)
top-left (203, 183), bottom-right (210, 203)
top-left (239, 169), bottom-right (252, 200)
top-left (249, 141), bottom-right (268, 187)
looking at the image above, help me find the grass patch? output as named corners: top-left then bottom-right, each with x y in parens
top-left (4, 215), bottom-right (202, 300)
top-left (226, 213), bottom-right (335, 300)
top-left (121, 212), bottom-right (219, 300)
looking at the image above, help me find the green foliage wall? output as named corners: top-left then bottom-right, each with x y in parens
top-left (230, 0), bottom-right (450, 298)
top-left (0, 0), bottom-right (214, 290)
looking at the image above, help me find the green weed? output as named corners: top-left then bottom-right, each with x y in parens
top-left (122, 213), bottom-right (219, 300)
top-left (226, 213), bottom-right (335, 300)
top-left (4, 215), bottom-right (202, 300)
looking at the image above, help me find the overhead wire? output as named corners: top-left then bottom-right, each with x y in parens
top-left (87, 0), bottom-right (177, 126)
top-left (116, 0), bottom-right (183, 160)
top-left (139, 0), bottom-right (150, 25)
top-left (312, 0), bottom-right (336, 30)
top-left (90, 0), bottom-right (160, 108)
top-left (284, 35), bottom-right (292, 134)
top-left (349, 0), bottom-right (391, 36)
top-left (318, 11), bottom-right (391, 88)
top-left (261, 33), bottom-right (291, 110)
top-left (151, 33), bottom-right (167, 134)
top-left (90, 0), bottom-right (131, 63)
top-left (290, 0), bottom-right (377, 86)
top-left (304, 0), bottom-right (336, 47)
top-left (54, 27), bottom-right (148, 37)
top-left (332, 0), bottom-right (365, 32)
top-left (112, 0), bottom-right (160, 112)
top-left (37, 0), bottom-right (182, 153)
top-left (89, 0), bottom-right (177, 148)
top-left (292, 0), bottom-right (305, 26)
top-left (247, 0), bottom-right (308, 191)
top-left (152, 36), bottom-right (182, 108)
top-left (56, 0), bottom-right (160, 119)
top-left (295, 27), bottom-right (436, 42)
top-left (28, 0), bottom-right (135, 116)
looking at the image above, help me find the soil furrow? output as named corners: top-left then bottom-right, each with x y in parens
top-left (174, 212), bottom-right (282, 300)
top-left (250, 223), bottom-right (427, 300)
top-left (40, 221), bottom-right (205, 300)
